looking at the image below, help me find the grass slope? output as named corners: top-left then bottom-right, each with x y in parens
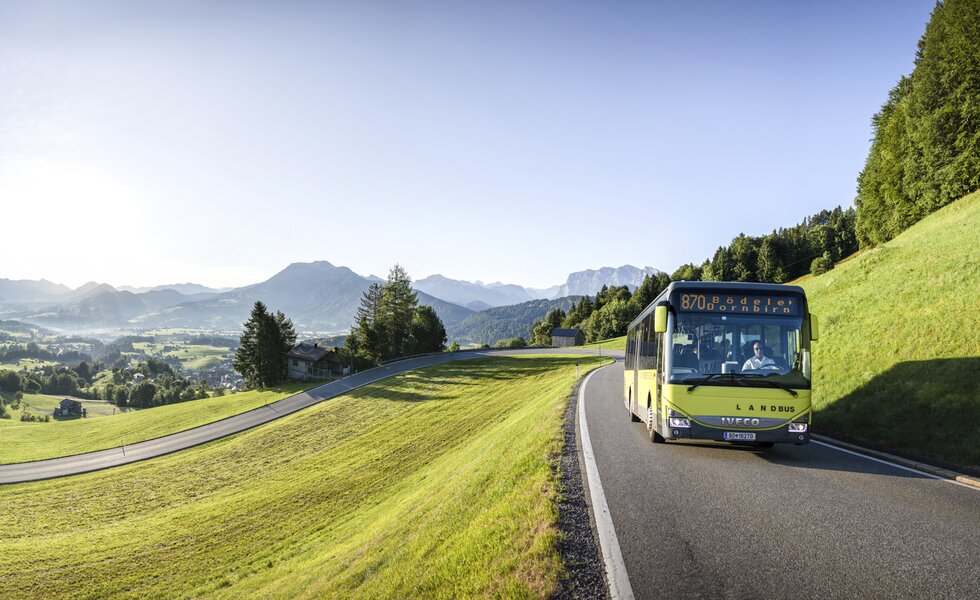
top-left (0, 383), bottom-right (314, 464)
top-left (802, 191), bottom-right (980, 467)
top-left (581, 336), bottom-right (626, 351)
top-left (2, 393), bottom-right (134, 421)
top-left (0, 355), bottom-right (605, 599)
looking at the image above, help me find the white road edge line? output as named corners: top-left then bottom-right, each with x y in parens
top-left (578, 364), bottom-right (635, 600)
top-left (811, 440), bottom-right (978, 491)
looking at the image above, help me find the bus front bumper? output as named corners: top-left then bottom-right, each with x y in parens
top-left (665, 422), bottom-right (810, 445)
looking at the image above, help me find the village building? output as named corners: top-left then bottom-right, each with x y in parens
top-left (54, 398), bottom-right (83, 418)
top-left (551, 328), bottom-right (585, 347)
top-left (286, 343), bottom-right (343, 381)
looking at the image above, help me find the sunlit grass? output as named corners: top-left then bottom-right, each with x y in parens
top-left (132, 341), bottom-right (233, 370)
top-left (0, 358), bottom-right (58, 371)
top-left (0, 355), bottom-right (606, 598)
top-left (0, 393), bottom-right (132, 422)
top-left (581, 336), bottom-right (626, 351)
top-left (802, 190), bottom-right (980, 466)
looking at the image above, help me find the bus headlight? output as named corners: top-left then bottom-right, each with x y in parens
top-left (788, 422), bottom-right (808, 433)
top-left (668, 409), bottom-right (690, 428)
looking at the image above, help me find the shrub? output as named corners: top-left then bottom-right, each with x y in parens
top-left (811, 253), bottom-right (834, 276)
top-left (495, 337), bottom-right (528, 349)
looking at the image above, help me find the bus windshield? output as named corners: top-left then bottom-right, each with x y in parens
top-left (669, 313), bottom-right (811, 387)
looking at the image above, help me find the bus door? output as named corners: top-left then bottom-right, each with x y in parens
top-left (633, 324), bottom-right (642, 415)
top-left (654, 330), bottom-right (664, 422)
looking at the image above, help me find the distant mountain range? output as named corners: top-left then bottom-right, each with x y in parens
top-left (414, 265), bottom-right (659, 307)
top-left (0, 262), bottom-right (660, 340)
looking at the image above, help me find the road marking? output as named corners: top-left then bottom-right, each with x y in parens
top-left (578, 364), bottom-right (635, 600)
top-left (811, 440), bottom-right (979, 491)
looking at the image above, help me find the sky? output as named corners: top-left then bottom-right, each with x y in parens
top-left (0, 0), bottom-right (936, 290)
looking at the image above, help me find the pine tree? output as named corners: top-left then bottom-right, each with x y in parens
top-left (233, 301), bottom-right (267, 389)
top-left (378, 264), bottom-right (418, 360)
top-left (234, 301), bottom-right (296, 389)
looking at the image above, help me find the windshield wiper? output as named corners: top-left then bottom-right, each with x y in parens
top-left (687, 373), bottom-right (734, 393)
top-left (740, 374), bottom-right (799, 397)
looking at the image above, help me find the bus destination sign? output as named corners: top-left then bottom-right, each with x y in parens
top-left (678, 293), bottom-right (800, 316)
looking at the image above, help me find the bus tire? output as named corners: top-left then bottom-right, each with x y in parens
top-left (650, 423), bottom-right (666, 444)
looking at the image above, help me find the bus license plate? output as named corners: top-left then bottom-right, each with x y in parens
top-left (724, 432), bottom-right (756, 441)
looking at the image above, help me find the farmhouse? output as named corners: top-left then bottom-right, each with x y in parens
top-left (551, 328), bottom-right (584, 347)
top-left (54, 398), bottom-right (83, 418)
top-left (287, 343), bottom-right (343, 381)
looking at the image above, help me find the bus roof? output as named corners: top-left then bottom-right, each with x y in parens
top-left (629, 281), bottom-right (807, 329)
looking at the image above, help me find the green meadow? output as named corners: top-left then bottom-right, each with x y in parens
top-left (0, 383), bottom-right (314, 464)
top-left (0, 358), bottom-right (58, 371)
top-left (1, 393), bottom-right (132, 421)
top-left (581, 336), bottom-right (626, 351)
top-left (0, 355), bottom-right (606, 599)
top-left (132, 341), bottom-right (233, 370)
top-left (803, 191), bottom-right (980, 467)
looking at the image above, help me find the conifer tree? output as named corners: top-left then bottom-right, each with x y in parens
top-left (234, 301), bottom-right (297, 389)
top-left (378, 264), bottom-right (418, 360)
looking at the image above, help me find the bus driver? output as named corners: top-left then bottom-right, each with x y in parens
top-left (742, 342), bottom-right (776, 370)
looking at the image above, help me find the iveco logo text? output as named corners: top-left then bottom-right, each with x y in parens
top-left (721, 417), bottom-right (760, 427)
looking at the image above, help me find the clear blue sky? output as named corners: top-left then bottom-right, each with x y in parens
top-left (0, 0), bottom-right (936, 289)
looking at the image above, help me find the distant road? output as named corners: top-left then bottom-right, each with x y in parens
top-left (582, 360), bottom-right (980, 599)
top-left (0, 348), bottom-right (618, 485)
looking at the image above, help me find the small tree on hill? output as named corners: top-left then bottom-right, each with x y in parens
top-left (810, 253), bottom-right (834, 276)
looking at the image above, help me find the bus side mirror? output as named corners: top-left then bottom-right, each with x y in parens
top-left (810, 313), bottom-right (819, 341)
top-left (654, 306), bottom-right (668, 333)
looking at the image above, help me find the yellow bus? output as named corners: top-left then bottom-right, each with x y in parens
top-left (624, 281), bottom-right (818, 447)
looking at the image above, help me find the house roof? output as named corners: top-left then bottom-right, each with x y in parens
top-left (60, 398), bottom-right (82, 407)
top-left (287, 343), bottom-right (337, 362)
top-left (551, 328), bottom-right (582, 337)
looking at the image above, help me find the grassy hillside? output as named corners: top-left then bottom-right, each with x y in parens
top-left (802, 191), bottom-right (980, 467)
top-left (582, 336), bottom-right (626, 351)
top-left (0, 383), bottom-right (314, 464)
top-left (2, 393), bottom-right (134, 421)
top-left (0, 355), bottom-right (605, 598)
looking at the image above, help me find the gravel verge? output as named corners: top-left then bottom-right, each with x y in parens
top-left (553, 382), bottom-right (608, 599)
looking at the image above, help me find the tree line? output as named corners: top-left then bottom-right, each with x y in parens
top-left (344, 265), bottom-right (447, 368)
top-left (856, 0), bottom-right (979, 246)
top-left (531, 273), bottom-right (672, 345)
top-left (0, 343), bottom-right (92, 366)
top-left (527, 205), bottom-right (859, 346)
top-left (671, 206), bottom-right (859, 283)
top-left (0, 358), bottom-right (211, 409)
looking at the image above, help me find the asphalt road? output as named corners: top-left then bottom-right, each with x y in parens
top-left (0, 347), bottom-right (612, 485)
top-left (583, 360), bottom-right (980, 599)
